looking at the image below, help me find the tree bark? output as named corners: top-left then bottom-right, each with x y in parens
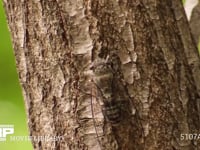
top-left (3, 0), bottom-right (200, 149)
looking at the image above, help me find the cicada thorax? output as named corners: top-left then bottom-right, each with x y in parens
top-left (91, 57), bottom-right (114, 100)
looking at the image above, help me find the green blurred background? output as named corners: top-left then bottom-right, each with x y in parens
top-left (0, 1), bottom-right (32, 150)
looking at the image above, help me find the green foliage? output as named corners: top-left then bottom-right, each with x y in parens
top-left (0, 1), bottom-right (32, 149)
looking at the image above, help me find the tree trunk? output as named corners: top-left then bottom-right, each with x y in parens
top-left (3, 0), bottom-right (200, 149)
top-left (189, 0), bottom-right (200, 45)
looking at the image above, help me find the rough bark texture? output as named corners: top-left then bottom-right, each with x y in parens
top-left (3, 0), bottom-right (200, 150)
top-left (189, 0), bottom-right (200, 45)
